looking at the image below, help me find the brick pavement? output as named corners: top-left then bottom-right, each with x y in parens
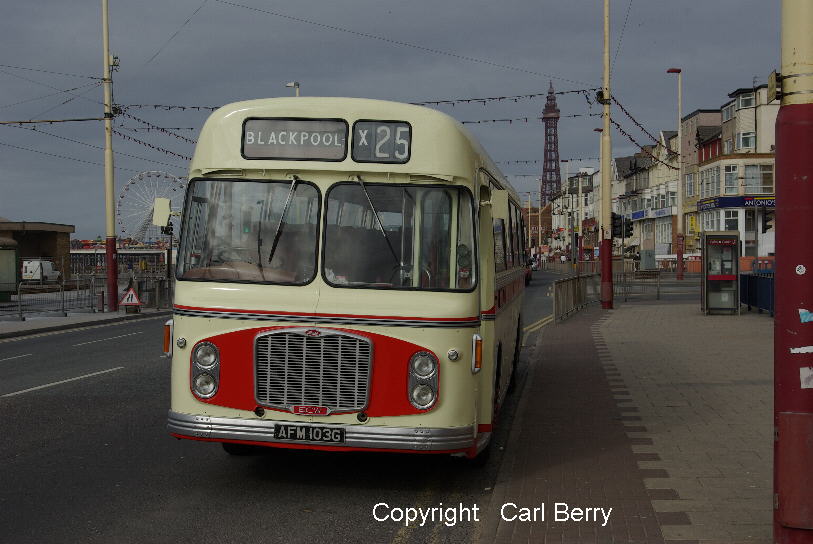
top-left (480, 300), bottom-right (773, 544)
top-left (600, 302), bottom-right (772, 543)
top-left (481, 307), bottom-right (665, 544)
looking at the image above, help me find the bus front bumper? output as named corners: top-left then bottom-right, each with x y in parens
top-left (167, 410), bottom-right (476, 452)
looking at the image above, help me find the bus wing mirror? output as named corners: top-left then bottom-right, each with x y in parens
top-left (152, 198), bottom-right (171, 226)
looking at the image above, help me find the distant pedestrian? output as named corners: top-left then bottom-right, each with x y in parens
top-left (560, 254), bottom-right (566, 264)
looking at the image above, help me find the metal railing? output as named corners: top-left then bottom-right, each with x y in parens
top-left (614, 270), bottom-right (661, 301)
top-left (541, 259), bottom-right (636, 276)
top-left (553, 273), bottom-right (600, 322)
top-left (0, 276), bottom-right (172, 321)
top-left (10, 276), bottom-right (98, 320)
top-left (740, 273), bottom-right (774, 316)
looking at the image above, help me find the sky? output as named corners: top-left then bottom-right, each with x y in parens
top-left (0, 0), bottom-right (780, 239)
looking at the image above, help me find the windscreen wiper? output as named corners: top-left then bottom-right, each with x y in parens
top-left (357, 176), bottom-right (401, 267)
top-left (267, 176), bottom-right (299, 264)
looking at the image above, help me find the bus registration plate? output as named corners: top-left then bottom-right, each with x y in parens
top-left (274, 424), bottom-right (345, 444)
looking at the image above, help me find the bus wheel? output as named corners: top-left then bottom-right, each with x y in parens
top-left (221, 441), bottom-right (258, 456)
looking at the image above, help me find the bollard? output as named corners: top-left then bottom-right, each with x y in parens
top-left (96, 291), bottom-right (105, 313)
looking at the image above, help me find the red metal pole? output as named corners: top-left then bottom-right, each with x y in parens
top-left (774, 3), bottom-right (813, 541)
top-left (106, 236), bottom-right (118, 312)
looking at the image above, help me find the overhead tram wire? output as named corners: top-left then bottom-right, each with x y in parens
top-left (0, 117), bottom-right (105, 125)
top-left (116, 86), bottom-right (602, 116)
top-left (609, 117), bottom-right (677, 170)
top-left (0, 68), bottom-right (103, 110)
top-left (3, 123), bottom-right (186, 170)
top-left (611, 95), bottom-right (662, 146)
top-left (0, 81), bottom-right (103, 110)
top-left (29, 81), bottom-right (103, 119)
top-left (410, 87), bottom-right (601, 107)
top-left (144, 0), bottom-right (210, 65)
top-left (119, 111), bottom-right (197, 144)
top-left (461, 113), bottom-right (600, 125)
top-left (112, 129), bottom-right (193, 162)
top-left (213, 0), bottom-right (594, 87)
top-left (0, 140), bottom-right (158, 174)
top-left (0, 63), bottom-right (101, 80)
top-left (611, 0), bottom-right (634, 73)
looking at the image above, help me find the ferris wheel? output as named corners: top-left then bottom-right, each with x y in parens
top-left (116, 171), bottom-right (187, 245)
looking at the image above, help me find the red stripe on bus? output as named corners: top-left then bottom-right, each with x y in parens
top-left (707, 275), bottom-right (736, 281)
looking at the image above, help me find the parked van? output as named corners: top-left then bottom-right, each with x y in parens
top-left (22, 260), bottom-right (60, 282)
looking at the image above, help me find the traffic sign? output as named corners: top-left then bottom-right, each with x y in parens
top-left (119, 287), bottom-right (142, 306)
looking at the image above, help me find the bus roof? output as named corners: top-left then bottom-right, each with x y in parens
top-left (190, 97), bottom-right (517, 198)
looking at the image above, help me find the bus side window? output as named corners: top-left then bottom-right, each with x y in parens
top-left (493, 218), bottom-right (507, 273)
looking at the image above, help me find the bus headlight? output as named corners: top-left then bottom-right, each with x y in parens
top-left (191, 341), bottom-right (220, 399)
top-left (193, 373), bottom-right (217, 398)
top-left (408, 351), bottom-right (438, 410)
top-left (193, 342), bottom-right (219, 368)
top-left (411, 384), bottom-right (435, 409)
top-left (411, 353), bottom-right (437, 377)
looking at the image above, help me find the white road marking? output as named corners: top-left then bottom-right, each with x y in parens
top-left (1, 367), bottom-right (125, 398)
top-left (73, 332), bottom-right (143, 347)
top-left (0, 353), bottom-right (33, 362)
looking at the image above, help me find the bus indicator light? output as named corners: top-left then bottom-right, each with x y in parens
top-left (472, 335), bottom-right (483, 374)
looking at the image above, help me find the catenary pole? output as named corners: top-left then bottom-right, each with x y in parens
top-left (600, 0), bottom-right (613, 309)
top-left (774, 1), bottom-right (813, 542)
top-left (102, 0), bottom-right (118, 311)
top-left (668, 68), bottom-right (685, 280)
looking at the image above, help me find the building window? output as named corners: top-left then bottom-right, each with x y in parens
top-left (760, 164), bottom-right (774, 193)
top-left (737, 93), bottom-right (755, 109)
top-left (656, 220), bottom-right (672, 244)
top-left (724, 210), bottom-right (739, 231)
top-left (699, 167), bottom-right (721, 198)
top-left (668, 191), bottom-right (676, 207)
top-left (687, 214), bottom-right (697, 235)
top-left (724, 165), bottom-right (739, 195)
top-left (741, 164), bottom-right (774, 194)
top-left (722, 103), bottom-right (735, 121)
top-left (685, 173), bottom-right (695, 197)
top-left (724, 139), bottom-right (733, 154)
top-left (737, 132), bottom-right (756, 149)
top-left (745, 209), bottom-right (756, 233)
top-left (703, 210), bottom-right (720, 231)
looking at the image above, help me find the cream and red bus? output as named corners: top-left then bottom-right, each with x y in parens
top-left (165, 97), bottom-right (527, 461)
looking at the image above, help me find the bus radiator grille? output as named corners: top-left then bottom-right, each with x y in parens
top-left (255, 330), bottom-right (372, 413)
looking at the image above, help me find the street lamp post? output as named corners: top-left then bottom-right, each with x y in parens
top-left (600, 0), bottom-right (614, 309)
top-left (668, 68), bottom-right (685, 280)
top-left (102, 0), bottom-right (118, 311)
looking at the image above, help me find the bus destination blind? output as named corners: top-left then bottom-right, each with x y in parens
top-left (242, 118), bottom-right (348, 161)
top-left (352, 121), bottom-right (411, 164)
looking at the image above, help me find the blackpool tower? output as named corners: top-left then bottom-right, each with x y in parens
top-left (540, 82), bottom-right (561, 206)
